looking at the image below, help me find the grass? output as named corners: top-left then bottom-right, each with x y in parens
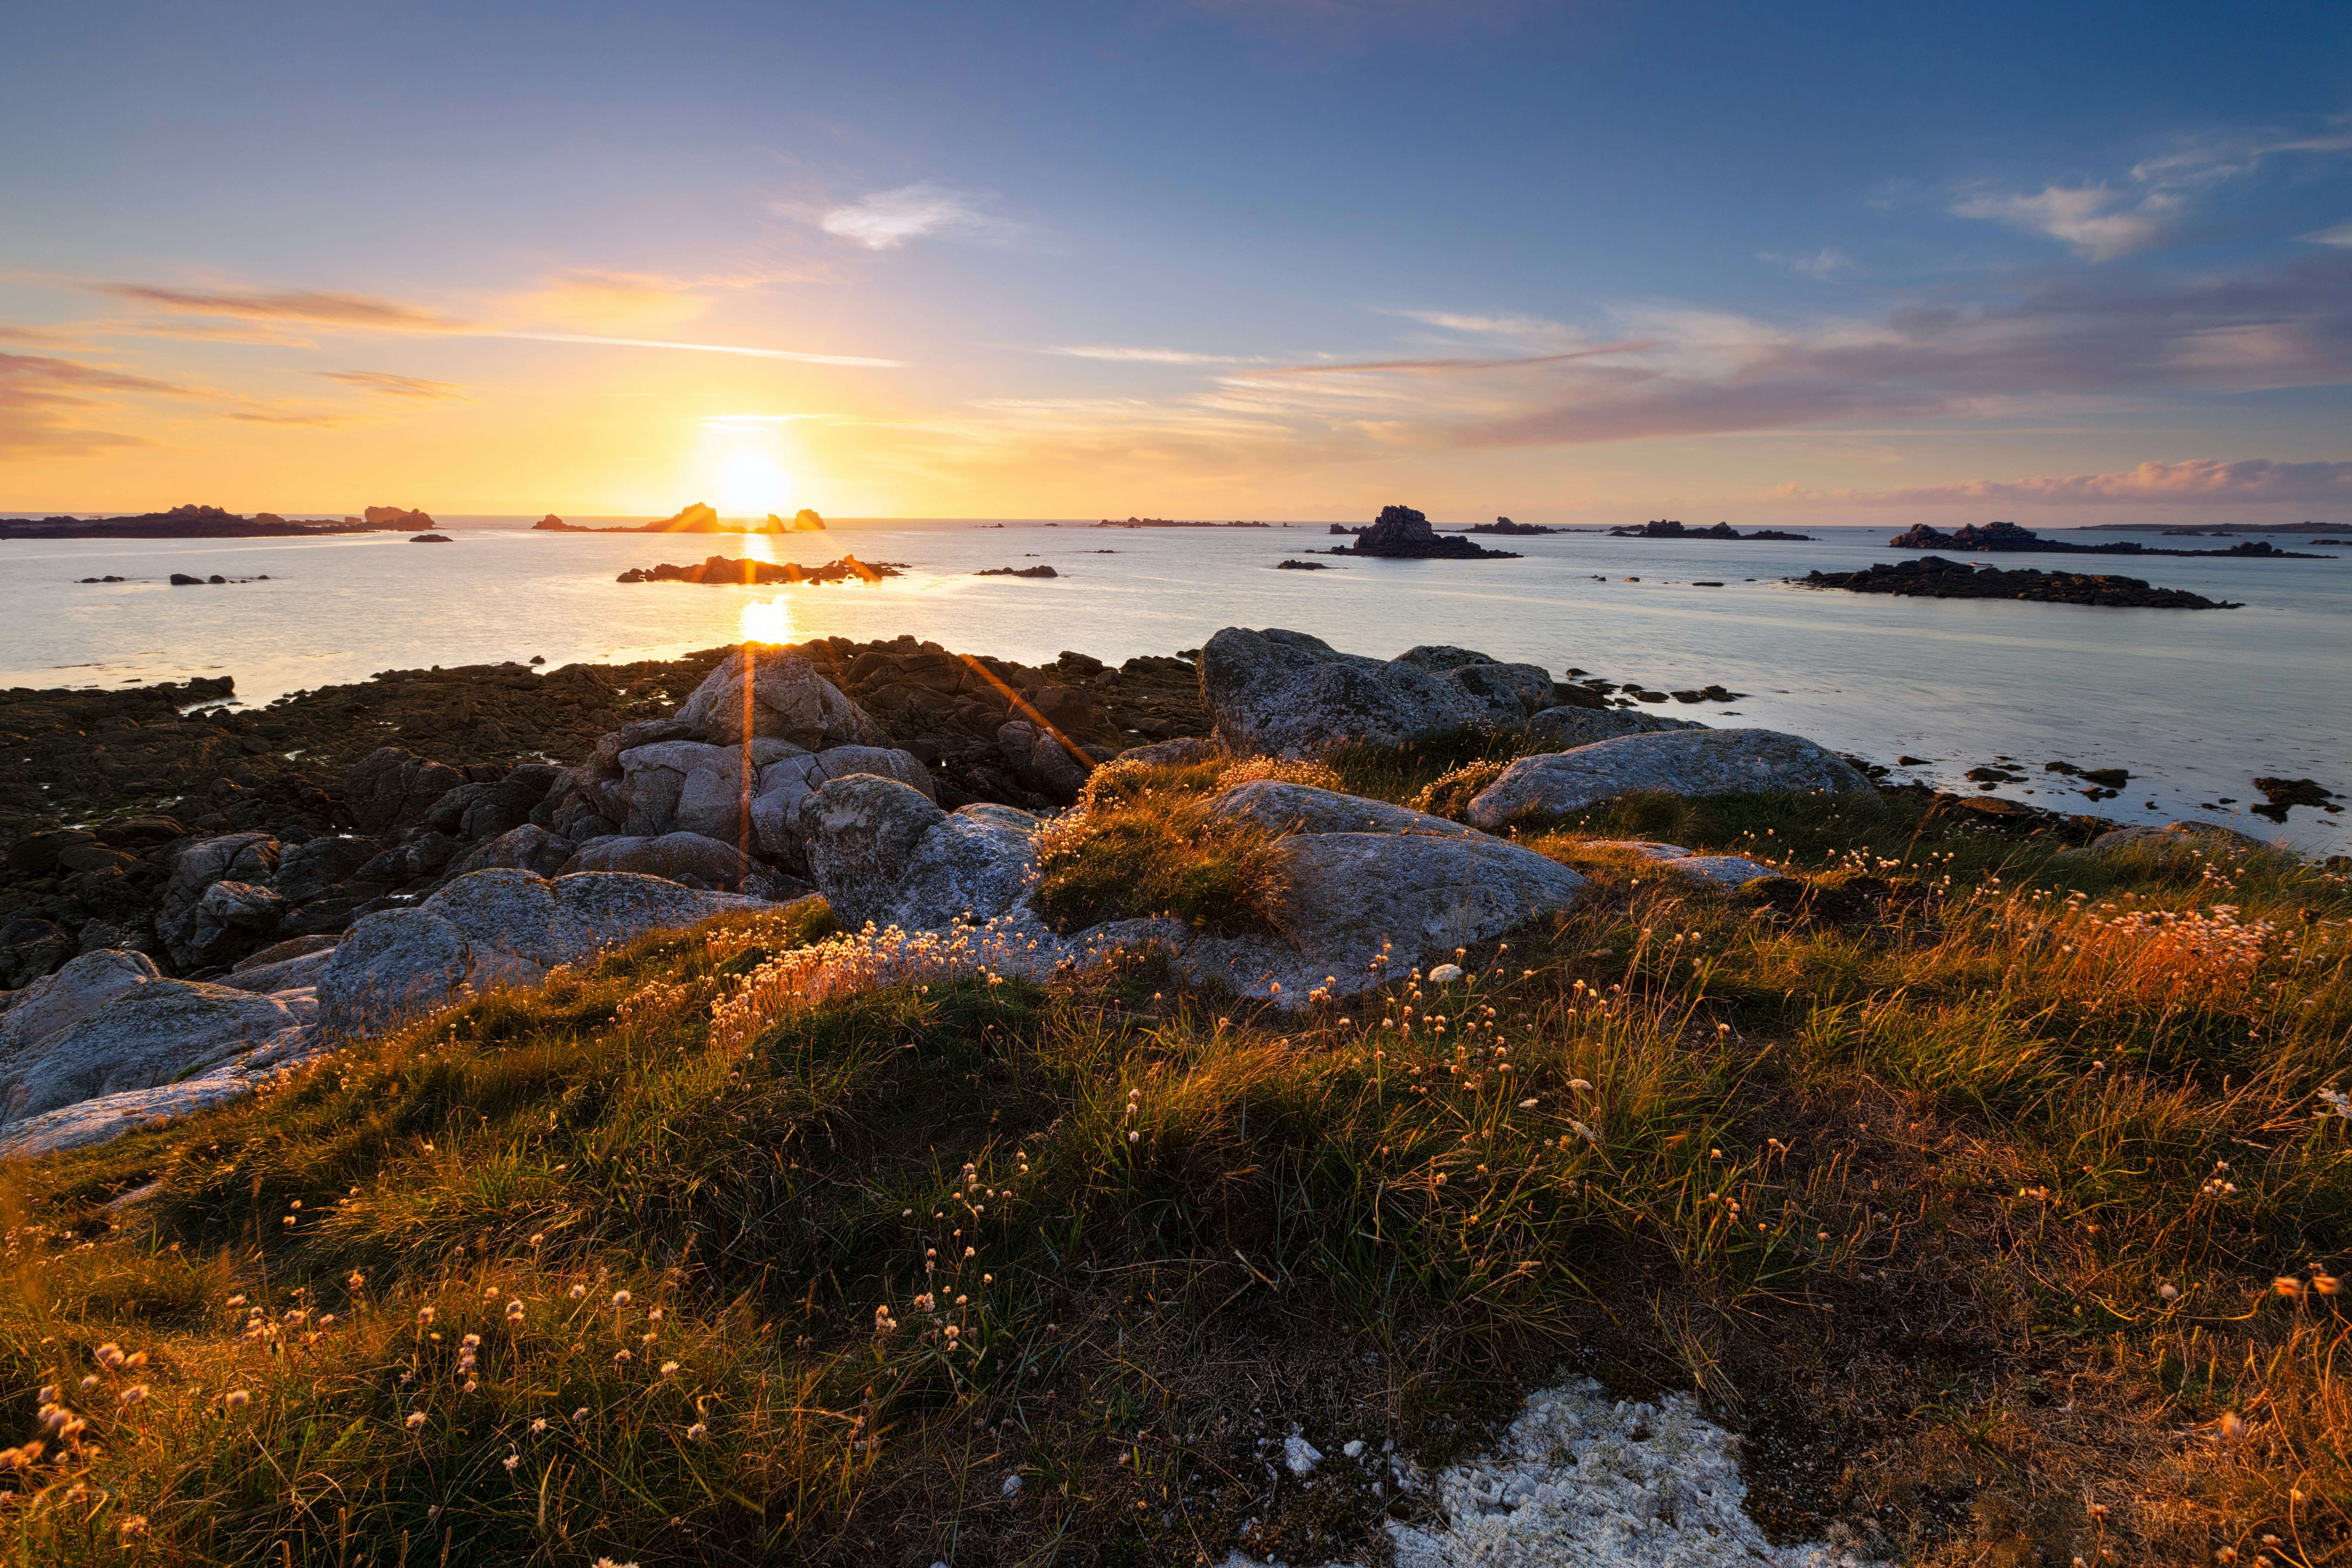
top-left (1, 751), bottom-right (2349, 1566)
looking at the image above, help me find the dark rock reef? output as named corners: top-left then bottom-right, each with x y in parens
top-left (1889, 520), bottom-right (2329, 559)
top-left (976, 565), bottom-right (1059, 579)
top-left (536, 503), bottom-right (807, 534)
top-left (1, 504), bottom-right (380, 540)
top-left (1609, 519), bottom-right (1815, 541)
top-left (1801, 555), bottom-right (2240, 609)
top-left (615, 555), bottom-right (899, 585)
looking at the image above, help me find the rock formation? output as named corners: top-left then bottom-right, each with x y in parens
top-left (1335, 505), bottom-right (1520, 560)
top-left (1465, 730), bottom-right (1879, 831)
top-left (1197, 629), bottom-right (1557, 758)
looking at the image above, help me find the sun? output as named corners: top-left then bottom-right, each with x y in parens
top-left (714, 449), bottom-right (790, 518)
top-left (740, 595), bottom-right (795, 644)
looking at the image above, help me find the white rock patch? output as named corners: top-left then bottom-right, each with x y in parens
top-left (1222, 1378), bottom-right (1881, 1568)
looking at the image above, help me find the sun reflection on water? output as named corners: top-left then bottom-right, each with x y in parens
top-left (740, 595), bottom-right (795, 644)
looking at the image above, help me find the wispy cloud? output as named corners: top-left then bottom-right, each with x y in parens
top-left (701, 413), bottom-right (821, 430)
top-left (493, 331), bottom-right (902, 366)
top-left (1243, 343), bottom-right (1652, 378)
top-left (2305, 217), bottom-right (2352, 248)
top-left (811, 183), bottom-right (1016, 250)
top-left (1768, 457), bottom-right (2352, 507)
top-left (315, 371), bottom-right (468, 402)
top-left (0, 351), bottom-right (195, 455)
top-left (1951, 184), bottom-right (2179, 262)
top-left (88, 284), bottom-right (469, 330)
top-left (1758, 246), bottom-right (1856, 282)
top-left (1046, 344), bottom-right (1259, 364)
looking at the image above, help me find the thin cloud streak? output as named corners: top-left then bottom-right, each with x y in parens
top-left (812, 183), bottom-right (1016, 250)
top-left (1769, 457), bottom-right (2352, 507)
top-left (316, 371), bottom-right (468, 402)
top-left (489, 332), bottom-right (902, 366)
top-left (89, 284), bottom-right (467, 330)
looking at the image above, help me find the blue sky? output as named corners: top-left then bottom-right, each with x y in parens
top-left (4, 0), bottom-right (2350, 521)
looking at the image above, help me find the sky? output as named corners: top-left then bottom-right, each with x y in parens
top-left (3, 0), bottom-right (2351, 525)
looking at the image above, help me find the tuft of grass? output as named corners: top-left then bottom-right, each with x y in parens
top-left (1034, 789), bottom-right (1286, 934)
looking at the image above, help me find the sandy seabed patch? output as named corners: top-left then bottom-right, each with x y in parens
top-left (1223, 1377), bottom-right (1883, 1568)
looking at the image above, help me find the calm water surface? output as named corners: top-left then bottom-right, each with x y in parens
top-left (2, 518), bottom-right (2344, 854)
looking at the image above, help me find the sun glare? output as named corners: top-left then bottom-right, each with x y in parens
top-left (714, 450), bottom-right (790, 518)
top-left (740, 595), bottom-right (795, 644)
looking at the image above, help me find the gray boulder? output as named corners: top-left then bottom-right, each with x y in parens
top-left (749, 745), bottom-right (936, 867)
top-left (1264, 832), bottom-right (1587, 971)
top-left (0, 980), bottom-right (300, 1120)
top-left (0, 1079), bottom-right (260, 1160)
top-left (345, 747), bottom-right (467, 835)
top-left (616, 737), bottom-right (805, 840)
top-left (0, 948), bottom-right (162, 1057)
top-left (2067, 821), bottom-right (2266, 859)
top-left (271, 835), bottom-right (382, 903)
top-left (1610, 841), bottom-right (1784, 887)
top-left (316, 910), bottom-right (486, 1037)
top-left (1115, 735), bottom-right (1223, 767)
top-left (446, 823), bottom-right (576, 880)
top-left (997, 719), bottom-right (1090, 804)
top-left (1198, 628), bottom-right (1553, 759)
top-left (1466, 729), bottom-right (1879, 831)
top-left (216, 947), bottom-right (336, 993)
top-left (677, 645), bottom-right (887, 749)
top-left (155, 833), bottom-right (283, 967)
top-left (1524, 706), bottom-right (1705, 749)
top-left (561, 831), bottom-right (747, 889)
top-left (1207, 779), bottom-right (1482, 840)
top-left (422, 763), bottom-right (562, 843)
top-left (796, 775), bottom-right (1040, 931)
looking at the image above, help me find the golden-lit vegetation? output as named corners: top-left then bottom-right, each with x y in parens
top-left (1, 754), bottom-right (2347, 1566)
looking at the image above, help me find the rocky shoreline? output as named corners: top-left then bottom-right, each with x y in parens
top-left (615, 554), bottom-right (900, 584)
top-left (0, 503), bottom-right (388, 540)
top-left (1325, 505), bottom-right (1521, 560)
top-left (1799, 554), bottom-right (2242, 609)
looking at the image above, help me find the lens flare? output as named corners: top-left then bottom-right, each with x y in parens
top-left (715, 450), bottom-right (789, 518)
top-left (740, 595), bottom-right (794, 643)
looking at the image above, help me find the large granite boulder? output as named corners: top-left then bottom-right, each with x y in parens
top-left (748, 744), bottom-right (936, 868)
top-left (445, 823), bottom-right (577, 880)
top-left (615, 738), bottom-right (806, 840)
top-left (0, 948), bottom-right (162, 1057)
top-left (1115, 736), bottom-right (1223, 767)
top-left (1198, 628), bottom-right (1553, 759)
top-left (561, 832), bottom-right (747, 889)
top-left (676, 645), bottom-right (887, 749)
top-left (0, 979), bottom-right (302, 1121)
top-left (271, 835), bottom-right (382, 903)
top-left (0, 1079), bottom-right (258, 1160)
top-left (1524, 707), bottom-right (1705, 749)
top-left (795, 776), bottom-right (1040, 931)
top-left (345, 747), bottom-right (467, 835)
top-left (996, 719), bottom-right (1090, 805)
top-left (315, 869), bottom-right (763, 1037)
top-left (1158, 782), bottom-right (1589, 1003)
top-left (1466, 730), bottom-right (1879, 831)
top-left (422, 763), bottom-right (564, 843)
top-left (155, 832), bottom-right (282, 967)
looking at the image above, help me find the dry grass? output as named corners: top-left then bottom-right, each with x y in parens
top-left (0, 768), bottom-right (2346, 1566)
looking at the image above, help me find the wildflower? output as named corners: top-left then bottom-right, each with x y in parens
top-left (573, 1407), bottom-right (591, 1424)
top-left (531, 1418), bottom-right (548, 1435)
top-left (119, 1384), bottom-right (149, 1406)
top-left (660, 1361), bottom-right (679, 1378)
top-left (2158, 1283), bottom-right (2179, 1301)
top-left (2275, 1276), bottom-right (2303, 1298)
top-left (2218, 1412), bottom-right (2247, 1439)
top-left (119, 1516), bottom-right (149, 1539)
top-left (507, 1301), bottom-right (526, 1323)
top-left (612, 1290), bottom-right (632, 1309)
top-left (226, 1295), bottom-right (247, 1309)
top-left (614, 1350), bottom-right (632, 1365)
top-left (503, 1451), bottom-right (520, 1472)
top-left (569, 1284), bottom-right (587, 1300)
top-left (407, 1412), bottom-right (428, 1429)
top-left (2315, 1273), bottom-right (2340, 1295)
top-left (686, 1422), bottom-right (709, 1442)
top-left (418, 1306), bottom-right (436, 1324)
top-left (346, 1272), bottom-right (367, 1291)
top-left (529, 1233), bottom-right (544, 1247)
top-left (96, 1343), bottom-right (125, 1369)
top-left (1519, 1098), bottom-right (1539, 1109)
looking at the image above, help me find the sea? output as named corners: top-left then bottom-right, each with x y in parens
top-left (2, 517), bottom-right (2345, 856)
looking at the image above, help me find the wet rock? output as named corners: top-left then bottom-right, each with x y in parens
top-left (0, 917), bottom-right (76, 988)
top-left (155, 832), bottom-right (282, 967)
top-left (345, 747), bottom-right (468, 835)
top-left (269, 835), bottom-right (381, 903)
top-left (1466, 730), bottom-right (1879, 831)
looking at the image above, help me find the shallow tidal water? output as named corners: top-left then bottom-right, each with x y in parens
top-left (2, 518), bottom-right (2344, 855)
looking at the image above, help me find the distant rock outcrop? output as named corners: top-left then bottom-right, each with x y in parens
top-left (1336, 505), bottom-right (1521, 560)
top-left (615, 554), bottom-right (898, 585)
top-left (364, 506), bottom-right (434, 528)
top-left (792, 509), bottom-right (826, 531)
top-left (1608, 520), bottom-right (1815, 541)
top-left (1889, 521), bottom-right (2328, 560)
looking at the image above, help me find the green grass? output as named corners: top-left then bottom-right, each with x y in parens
top-left (1, 764), bottom-right (2348, 1566)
